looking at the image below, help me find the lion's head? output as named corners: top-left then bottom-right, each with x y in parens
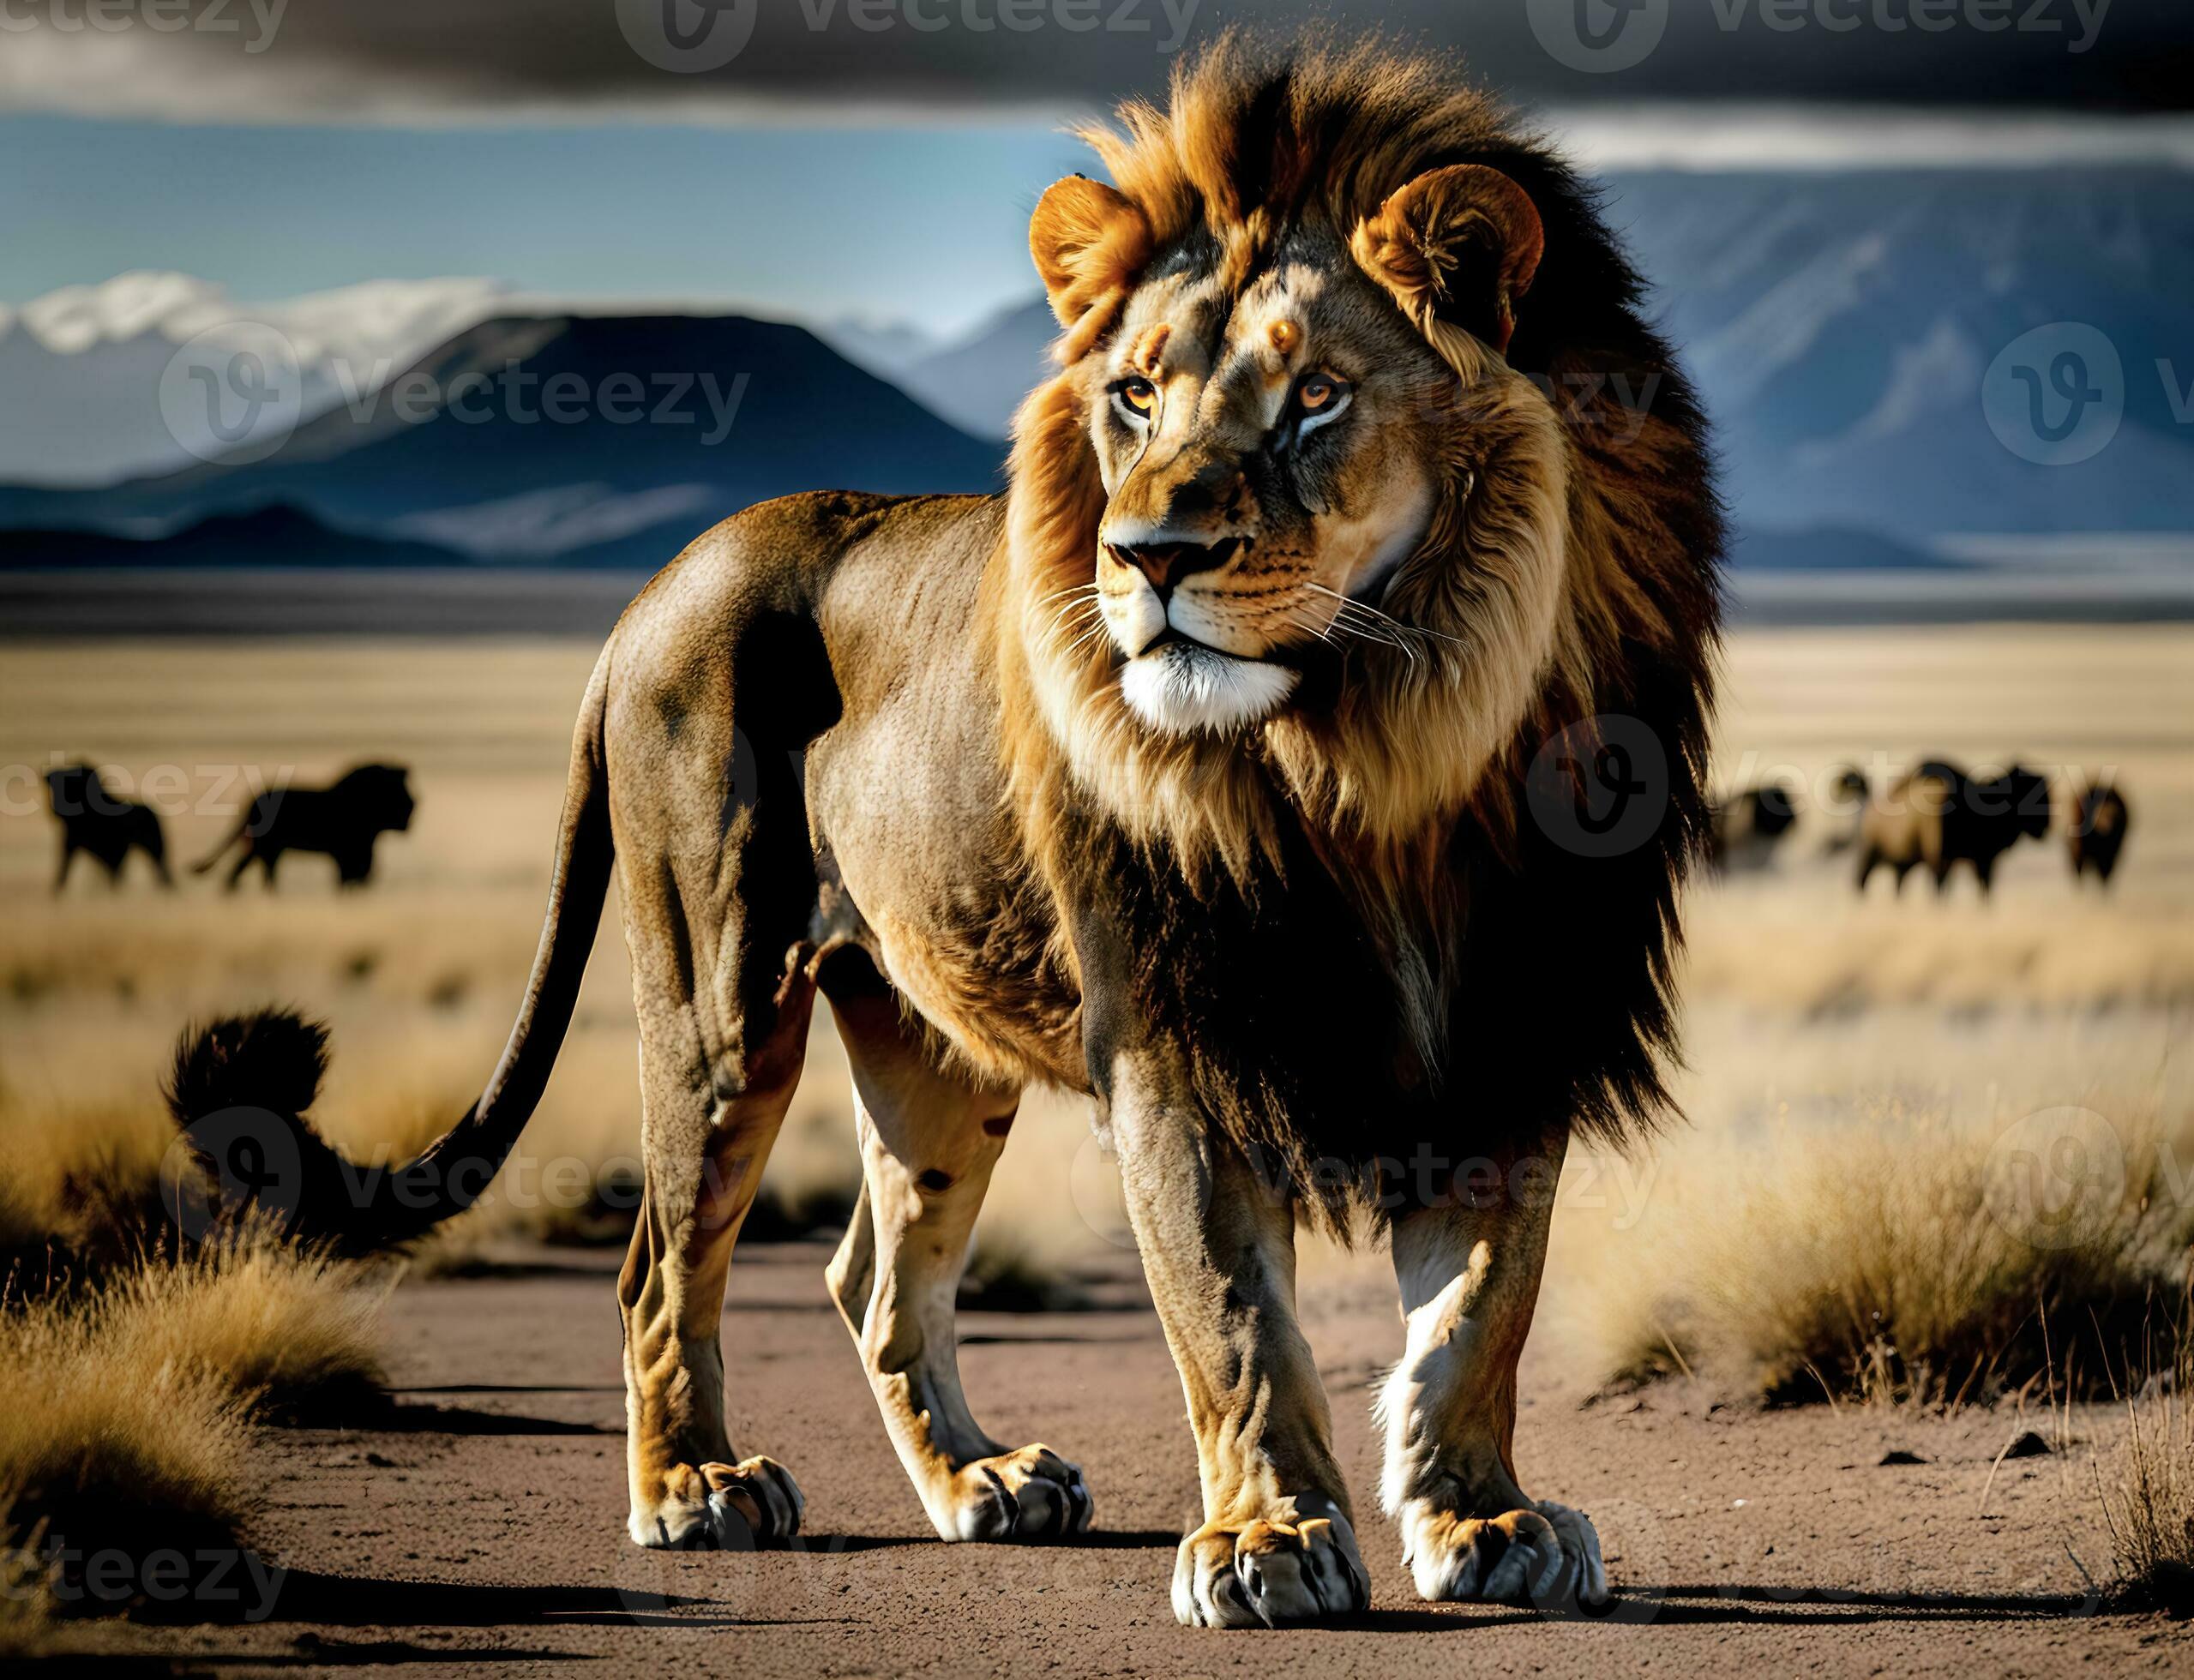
top-left (334, 764), bottom-right (416, 835)
top-left (999, 37), bottom-right (1718, 886)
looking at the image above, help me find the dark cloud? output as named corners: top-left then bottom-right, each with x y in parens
top-left (8, 0), bottom-right (2191, 119)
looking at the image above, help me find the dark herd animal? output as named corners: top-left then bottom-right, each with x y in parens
top-left (1705, 782), bottom-right (1800, 873)
top-left (1853, 762), bottom-right (2052, 898)
top-left (1703, 759), bottom-right (2128, 896)
top-left (45, 763), bottom-right (415, 894)
top-left (2066, 783), bottom-right (2131, 887)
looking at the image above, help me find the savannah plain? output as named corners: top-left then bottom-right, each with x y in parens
top-left (2, 617), bottom-right (2191, 1676)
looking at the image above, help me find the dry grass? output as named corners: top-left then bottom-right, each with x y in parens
top-left (0, 1280), bottom-right (258, 1605)
top-left (2095, 1297), bottom-right (2194, 1613)
top-left (103, 1241), bottom-right (388, 1421)
top-left (0, 1239), bottom-right (388, 1642)
top-left (1560, 1100), bottom-right (2194, 1404)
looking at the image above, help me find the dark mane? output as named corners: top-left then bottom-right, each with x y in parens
top-left (1007, 33), bottom-right (1724, 1219)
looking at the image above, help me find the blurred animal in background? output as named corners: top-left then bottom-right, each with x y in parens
top-left (1818, 765), bottom-right (1872, 855)
top-left (1707, 781), bottom-right (1800, 873)
top-left (2066, 781), bottom-right (2131, 887)
top-left (194, 764), bottom-right (416, 890)
top-left (1854, 759), bottom-right (2051, 898)
top-left (45, 764), bottom-right (171, 891)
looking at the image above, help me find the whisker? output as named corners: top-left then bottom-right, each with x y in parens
top-left (1306, 583), bottom-right (1464, 648)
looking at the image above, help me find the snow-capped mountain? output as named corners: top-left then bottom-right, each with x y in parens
top-left (0, 310), bottom-right (1004, 569)
top-left (0, 273), bottom-right (508, 487)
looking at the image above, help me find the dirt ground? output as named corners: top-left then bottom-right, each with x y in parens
top-left (38, 1233), bottom-right (2179, 1678)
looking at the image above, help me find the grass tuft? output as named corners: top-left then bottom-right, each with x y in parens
top-left (2097, 1296), bottom-right (2194, 1615)
top-left (1568, 1104), bottom-right (2193, 1406)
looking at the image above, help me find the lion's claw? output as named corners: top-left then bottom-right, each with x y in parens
top-left (1174, 1505), bottom-right (1368, 1628)
top-left (949, 1444), bottom-right (1092, 1541)
top-left (1398, 1498), bottom-right (1607, 1610)
top-left (633, 1456), bottom-right (805, 1550)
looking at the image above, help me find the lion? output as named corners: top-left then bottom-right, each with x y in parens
top-left (166, 38), bottom-right (1719, 1626)
top-left (192, 764), bottom-right (416, 890)
top-left (45, 764), bottom-right (172, 891)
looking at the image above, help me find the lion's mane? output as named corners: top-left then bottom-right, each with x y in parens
top-left (989, 35), bottom-right (1722, 1209)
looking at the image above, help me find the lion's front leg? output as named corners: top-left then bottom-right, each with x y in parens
top-left (1108, 1059), bottom-right (1367, 1629)
top-left (1380, 1133), bottom-right (1607, 1611)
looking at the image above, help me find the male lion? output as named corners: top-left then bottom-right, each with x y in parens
top-left (171, 39), bottom-right (1718, 1626)
top-left (192, 764), bottom-right (416, 890)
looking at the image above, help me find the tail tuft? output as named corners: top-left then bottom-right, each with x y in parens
top-left (165, 1009), bottom-right (329, 1125)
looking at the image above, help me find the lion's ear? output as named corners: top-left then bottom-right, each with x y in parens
top-left (1030, 176), bottom-right (1152, 330)
top-left (1350, 165), bottom-right (1544, 357)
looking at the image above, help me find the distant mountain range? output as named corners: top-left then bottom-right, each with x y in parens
top-left (0, 273), bottom-right (509, 489)
top-left (0, 309), bottom-right (1005, 569)
top-left (4, 165), bottom-right (2191, 574)
top-left (0, 503), bottom-right (471, 569)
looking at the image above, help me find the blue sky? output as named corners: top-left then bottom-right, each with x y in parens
top-left (3, 114), bottom-right (1093, 335)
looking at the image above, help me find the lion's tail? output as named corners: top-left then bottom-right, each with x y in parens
top-left (165, 649), bottom-right (616, 1255)
top-left (190, 820), bottom-right (246, 874)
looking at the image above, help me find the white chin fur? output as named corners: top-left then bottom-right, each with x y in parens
top-left (1119, 643), bottom-right (1298, 736)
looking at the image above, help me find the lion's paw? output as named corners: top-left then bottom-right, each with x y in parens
top-left (947, 1444), bottom-right (1092, 1541)
top-left (1172, 1505), bottom-right (1368, 1629)
top-left (631, 1456), bottom-right (805, 1550)
top-left (1398, 1498), bottom-right (1606, 1610)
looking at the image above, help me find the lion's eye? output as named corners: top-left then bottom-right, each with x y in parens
top-left (1295, 373), bottom-right (1347, 416)
top-left (1114, 377), bottom-right (1158, 421)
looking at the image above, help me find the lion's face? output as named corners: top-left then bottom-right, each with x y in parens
top-left (1011, 159), bottom-right (1579, 851)
top-left (340, 764), bottom-right (416, 833)
top-left (1085, 244), bottom-right (1455, 736)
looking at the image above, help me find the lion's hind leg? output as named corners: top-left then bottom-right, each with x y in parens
top-left (1379, 1136), bottom-right (1608, 1611)
top-left (611, 639), bottom-right (822, 1552)
top-left (820, 955), bottom-right (1091, 1543)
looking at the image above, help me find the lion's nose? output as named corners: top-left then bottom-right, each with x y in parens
top-left (1109, 537), bottom-right (1241, 602)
